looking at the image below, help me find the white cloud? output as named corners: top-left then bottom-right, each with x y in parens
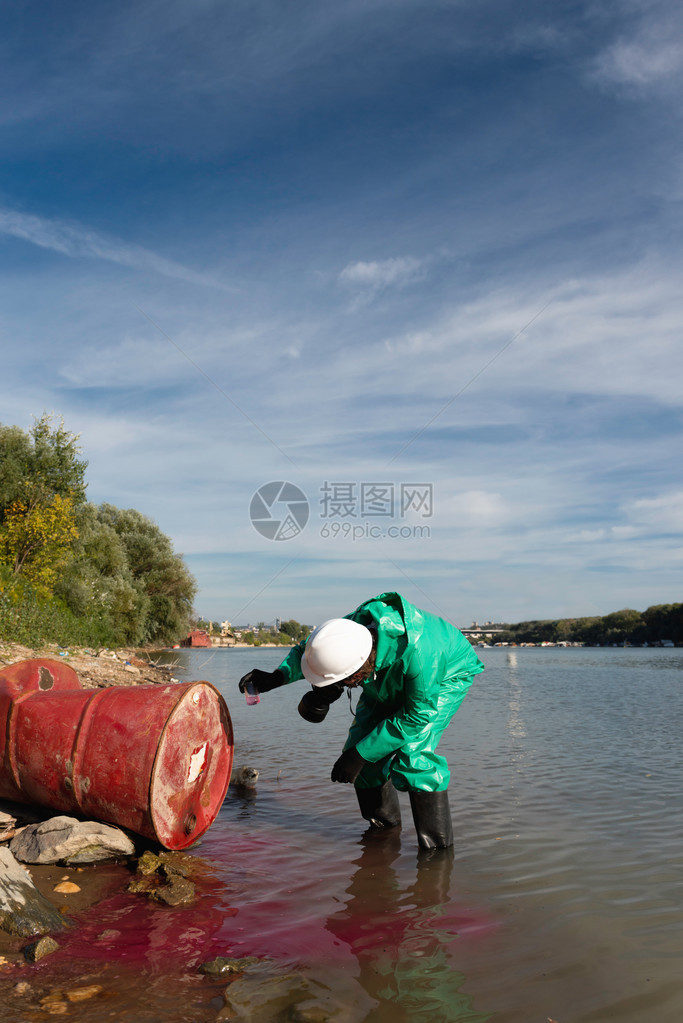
top-left (565, 525), bottom-right (641, 544)
top-left (610, 525), bottom-right (640, 540)
top-left (339, 256), bottom-right (426, 291)
top-left (567, 528), bottom-right (607, 543)
top-left (625, 491), bottom-right (683, 531)
top-left (438, 489), bottom-right (507, 528)
top-left (593, 8), bottom-right (683, 91)
top-left (0, 206), bottom-right (228, 291)
top-left (368, 258), bottom-right (683, 408)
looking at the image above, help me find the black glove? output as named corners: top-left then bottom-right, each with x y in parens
top-left (238, 668), bottom-right (285, 695)
top-left (331, 746), bottom-right (369, 784)
top-left (298, 682), bottom-right (345, 723)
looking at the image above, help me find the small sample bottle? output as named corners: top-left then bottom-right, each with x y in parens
top-left (244, 679), bottom-right (260, 706)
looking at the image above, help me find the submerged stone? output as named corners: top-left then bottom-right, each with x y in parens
top-left (39, 992), bottom-right (68, 1015)
top-left (281, 1006), bottom-right (331, 1023)
top-left (53, 881), bottom-right (80, 894)
top-left (66, 984), bottom-right (103, 1002)
top-left (199, 955), bottom-right (261, 976)
top-left (219, 964), bottom-right (343, 1023)
top-left (23, 935), bottom-right (60, 962)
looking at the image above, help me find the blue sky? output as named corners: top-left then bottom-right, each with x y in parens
top-left (1, 0), bottom-right (682, 627)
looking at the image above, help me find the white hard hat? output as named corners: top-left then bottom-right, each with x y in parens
top-left (301, 619), bottom-right (373, 687)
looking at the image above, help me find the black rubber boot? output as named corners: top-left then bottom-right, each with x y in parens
top-left (408, 789), bottom-right (454, 849)
top-left (355, 781), bottom-right (402, 829)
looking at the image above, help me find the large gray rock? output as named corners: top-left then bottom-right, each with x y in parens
top-left (10, 816), bottom-right (135, 865)
top-left (0, 847), bottom-right (67, 937)
top-left (218, 959), bottom-right (375, 1023)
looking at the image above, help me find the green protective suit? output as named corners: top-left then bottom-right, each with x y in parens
top-left (277, 592), bottom-right (484, 793)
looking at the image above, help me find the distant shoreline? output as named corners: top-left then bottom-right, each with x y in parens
top-left (174, 642), bottom-right (292, 650)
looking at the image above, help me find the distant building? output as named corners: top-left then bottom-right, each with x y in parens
top-left (180, 629), bottom-right (212, 648)
top-left (460, 622), bottom-right (507, 639)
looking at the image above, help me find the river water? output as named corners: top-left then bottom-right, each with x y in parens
top-left (8, 646), bottom-right (683, 1022)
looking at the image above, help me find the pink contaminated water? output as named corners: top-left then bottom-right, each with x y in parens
top-left (11, 805), bottom-right (497, 1023)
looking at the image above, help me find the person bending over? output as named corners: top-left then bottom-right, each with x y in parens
top-left (239, 591), bottom-right (484, 850)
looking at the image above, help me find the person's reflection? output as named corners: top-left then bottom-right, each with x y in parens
top-left (326, 833), bottom-right (488, 1022)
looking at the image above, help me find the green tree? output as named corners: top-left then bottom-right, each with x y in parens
top-left (0, 414), bottom-right (87, 518)
top-left (642, 604), bottom-right (683, 645)
top-left (569, 616), bottom-right (604, 645)
top-left (53, 503), bottom-right (150, 645)
top-left (94, 504), bottom-right (196, 645)
top-left (601, 608), bottom-right (644, 645)
top-left (280, 619), bottom-right (311, 644)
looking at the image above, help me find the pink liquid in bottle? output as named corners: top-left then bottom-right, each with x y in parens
top-left (244, 680), bottom-right (260, 706)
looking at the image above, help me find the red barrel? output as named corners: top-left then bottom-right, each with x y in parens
top-left (0, 661), bottom-right (233, 850)
top-left (0, 659), bottom-right (82, 802)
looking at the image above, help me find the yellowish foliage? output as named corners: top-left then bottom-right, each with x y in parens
top-left (0, 493), bottom-right (79, 596)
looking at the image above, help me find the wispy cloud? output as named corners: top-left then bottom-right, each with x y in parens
top-left (626, 491), bottom-right (683, 532)
top-left (593, 7), bottom-right (683, 91)
top-left (339, 256), bottom-right (427, 292)
top-left (0, 206), bottom-right (229, 290)
top-left (2, 3), bottom-right (682, 622)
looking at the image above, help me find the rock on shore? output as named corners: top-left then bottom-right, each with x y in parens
top-left (0, 847), bottom-right (67, 938)
top-left (11, 816), bottom-right (135, 866)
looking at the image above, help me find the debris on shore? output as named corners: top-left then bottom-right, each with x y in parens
top-left (0, 641), bottom-right (178, 689)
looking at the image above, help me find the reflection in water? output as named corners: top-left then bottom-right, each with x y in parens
top-left (506, 651), bottom-right (526, 740)
top-left (8, 644), bottom-right (683, 1022)
top-left (326, 834), bottom-right (493, 1022)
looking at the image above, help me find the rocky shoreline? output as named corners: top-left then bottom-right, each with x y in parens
top-left (0, 645), bottom-right (261, 1020)
top-left (0, 805), bottom-right (271, 1021)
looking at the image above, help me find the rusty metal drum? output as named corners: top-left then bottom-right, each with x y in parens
top-left (0, 664), bottom-right (233, 850)
top-left (0, 659), bottom-right (82, 802)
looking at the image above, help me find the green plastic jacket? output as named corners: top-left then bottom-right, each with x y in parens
top-left (277, 592), bottom-right (484, 791)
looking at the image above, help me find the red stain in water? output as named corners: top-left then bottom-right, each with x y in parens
top-left (31, 821), bottom-right (496, 987)
top-left (33, 888), bottom-right (235, 975)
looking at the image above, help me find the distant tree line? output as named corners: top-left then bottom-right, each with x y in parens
top-left (0, 415), bottom-right (196, 648)
top-left (497, 605), bottom-right (683, 646)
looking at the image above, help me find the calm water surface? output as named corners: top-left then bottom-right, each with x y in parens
top-left (9, 646), bottom-right (683, 1022)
